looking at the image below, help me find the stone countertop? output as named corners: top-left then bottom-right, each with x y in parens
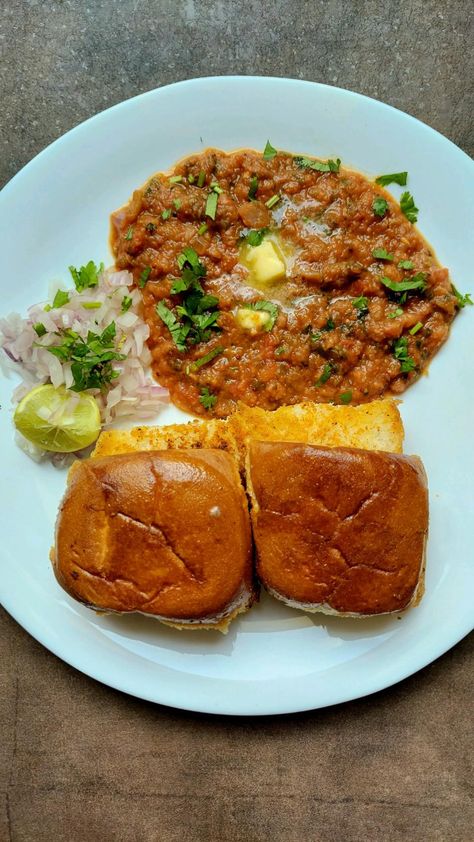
top-left (1, 2), bottom-right (473, 840)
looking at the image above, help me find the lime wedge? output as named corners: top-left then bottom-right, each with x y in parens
top-left (14, 384), bottom-right (101, 452)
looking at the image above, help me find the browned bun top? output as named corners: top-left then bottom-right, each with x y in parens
top-left (53, 450), bottom-right (253, 620)
top-left (248, 442), bottom-right (428, 615)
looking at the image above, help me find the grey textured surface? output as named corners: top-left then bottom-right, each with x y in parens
top-left (1, 0), bottom-right (473, 189)
top-left (1, 2), bottom-right (473, 841)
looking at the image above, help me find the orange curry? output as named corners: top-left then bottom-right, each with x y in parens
top-left (112, 148), bottom-right (458, 417)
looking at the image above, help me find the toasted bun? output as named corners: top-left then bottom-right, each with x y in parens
top-left (92, 399), bottom-right (403, 463)
top-left (247, 442), bottom-right (428, 616)
top-left (52, 450), bottom-right (255, 632)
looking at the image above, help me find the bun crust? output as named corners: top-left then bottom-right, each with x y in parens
top-left (247, 442), bottom-right (428, 616)
top-left (52, 450), bottom-right (255, 630)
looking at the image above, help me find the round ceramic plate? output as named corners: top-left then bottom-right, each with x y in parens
top-left (1, 77), bottom-right (473, 715)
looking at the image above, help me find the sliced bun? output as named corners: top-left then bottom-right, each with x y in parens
top-left (52, 449), bottom-right (255, 632)
top-left (247, 442), bottom-right (428, 617)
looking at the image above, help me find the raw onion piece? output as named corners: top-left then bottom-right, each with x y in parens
top-left (0, 266), bottom-right (169, 462)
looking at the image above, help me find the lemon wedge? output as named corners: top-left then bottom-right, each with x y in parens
top-left (14, 384), bottom-right (101, 452)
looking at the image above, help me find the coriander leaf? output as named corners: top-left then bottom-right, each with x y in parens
top-left (205, 191), bottom-right (218, 220)
top-left (316, 363), bottom-right (333, 386)
top-left (199, 387), bottom-right (217, 411)
top-left (275, 345), bottom-right (288, 356)
top-left (242, 300), bottom-right (279, 331)
top-left (68, 260), bottom-right (104, 292)
top-left (52, 289), bottom-right (70, 308)
top-left (398, 259), bottom-right (414, 270)
top-left (177, 247), bottom-right (206, 275)
top-left (121, 295), bottom-right (133, 313)
top-left (265, 194), bottom-right (280, 209)
top-left (400, 191), bottom-right (419, 223)
top-left (294, 156), bottom-right (341, 173)
top-left (244, 228), bottom-right (269, 247)
top-left (323, 317), bottom-right (335, 331)
top-left (352, 296), bottom-right (369, 315)
top-left (188, 346), bottom-right (224, 371)
top-left (145, 222), bottom-right (157, 233)
top-left (138, 266), bottom-right (151, 288)
top-left (392, 336), bottom-right (415, 373)
top-left (373, 197), bottom-right (389, 217)
top-left (33, 323), bottom-right (47, 337)
top-left (339, 390), bottom-right (352, 404)
top-left (375, 172), bottom-right (408, 187)
top-left (372, 248), bottom-right (394, 261)
top-left (156, 301), bottom-right (189, 352)
top-left (100, 322), bottom-right (116, 345)
top-left (381, 273), bottom-right (426, 293)
top-left (44, 323), bottom-right (124, 392)
top-left (248, 176), bottom-right (258, 200)
top-left (452, 284), bottom-right (473, 309)
top-left (309, 331), bottom-right (323, 342)
top-left (387, 308), bottom-right (403, 319)
top-left (263, 140), bottom-right (277, 160)
top-left (162, 208), bottom-right (172, 220)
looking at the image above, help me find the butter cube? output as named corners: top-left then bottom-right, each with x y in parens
top-left (245, 240), bottom-right (286, 285)
top-left (236, 307), bottom-right (271, 333)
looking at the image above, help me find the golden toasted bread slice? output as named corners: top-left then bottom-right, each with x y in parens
top-left (93, 399), bottom-right (403, 461)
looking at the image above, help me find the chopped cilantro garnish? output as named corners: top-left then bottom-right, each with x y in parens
top-left (43, 321), bottom-right (125, 391)
top-left (69, 260), bottom-right (104, 292)
top-left (316, 363), bottom-right (333, 386)
top-left (387, 308), bottom-right (403, 319)
top-left (352, 296), bottom-right (369, 315)
top-left (241, 300), bottom-right (279, 331)
top-left (124, 227), bottom-right (133, 240)
top-left (409, 322), bottom-right (423, 335)
top-left (275, 345), bottom-right (288, 355)
top-left (197, 170), bottom-right (206, 188)
top-left (138, 267), bottom-right (151, 288)
top-left (263, 140), bottom-right (277, 160)
top-left (373, 197), bottom-right (389, 217)
top-left (398, 259), bottom-right (414, 270)
top-left (156, 302), bottom-right (189, 352)
top-left (33, 323), bottom-right (47, 337)
top-left (339, 390), bottom-right (352, 404)
top-left (294, 156), bottom-right (341, 173)
top-left (205, 190), bottom-right (218, 220)
top-left (188, 345), bottom-right (224, 371)
top-left (121, 295), bottom-right (133, 313)
top-left (173, 199), bottom-right (181, 210)
top-left (323, 317), bottom-right (335, 331)
top-left (145, 222), bottom-right (157, 233)
top-left (265, 194), bottom-right (280, 209)
top-left (198, 223), bottom-right (208, 236)
top-left (381, 273), bottom-right (426, 293)
top-left (244, 228), bottom-right (268, 247)
top-left (199, 387), bottom-right (217, 411)
top-left (162, 208), bottom-right (172, 220)
top-left (452, 285), bottom-right (473, 308)
top-left (375, 172), bottom-right (408, 187)
top-left (169, 175), bottom-right (183, 184)
top-left (248, 176), bottom-right (259, 200)
top-left (309, 331), bottom-right (323, 343)
top-left (400, 191), bottom-right (418, 223)
top-left (372, 248), bottom-right (393, 261)
top-left (157, 249), bottom-right (220, 351)
top-left (81, 301), bottom-right (102, 310)
top-left (52, 289), bottom-right (70, 309)
top-left (393, 336), bottom-right (415, 373)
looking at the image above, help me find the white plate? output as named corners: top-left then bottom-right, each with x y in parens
top-left (1, 77), bottom-right (473, 715)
